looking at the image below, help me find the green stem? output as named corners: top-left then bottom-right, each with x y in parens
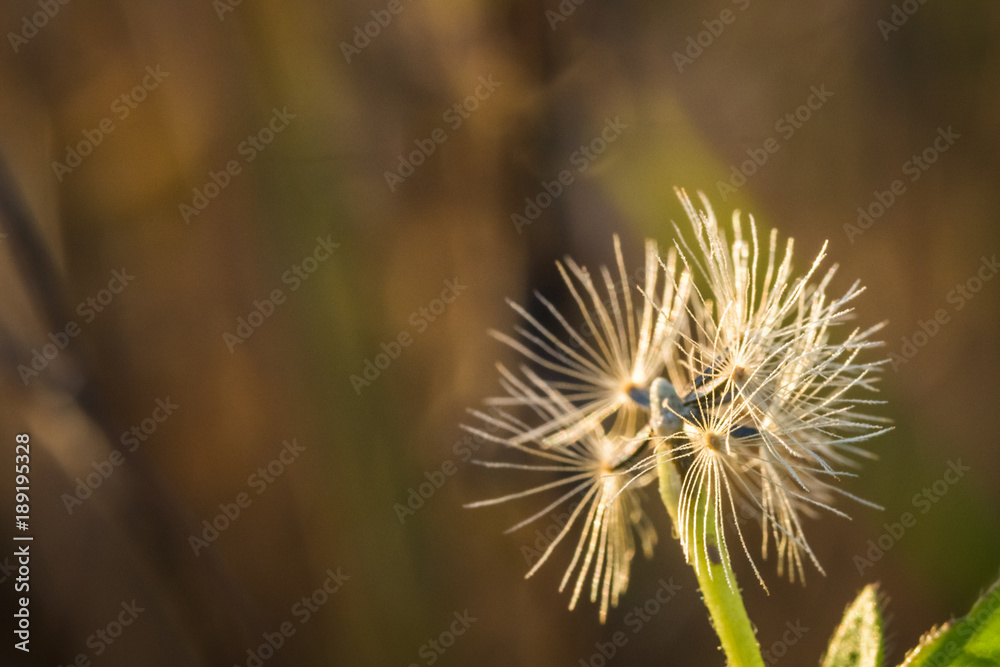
top-left (657, 457), bottom-right (764, 667)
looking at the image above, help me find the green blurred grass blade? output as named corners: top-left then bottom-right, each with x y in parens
top-left (899, 578), bottom-right (1000, 667)
top-left (822, 584), bottom-right (884, 667)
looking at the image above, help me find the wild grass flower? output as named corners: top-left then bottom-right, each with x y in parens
top-left (467, 189), bottom-right (889, 626)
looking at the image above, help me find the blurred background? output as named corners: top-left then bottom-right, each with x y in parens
top-left (1, 0), bottom-right (999, 665)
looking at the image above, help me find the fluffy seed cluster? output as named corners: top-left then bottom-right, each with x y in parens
top-left (466, 189), bottom-right (889, 621)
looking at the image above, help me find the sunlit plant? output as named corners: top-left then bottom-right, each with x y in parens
top-left (466, 189), bottom-right (1000, 666)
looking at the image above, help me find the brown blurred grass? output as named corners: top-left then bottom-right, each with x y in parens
top-left (1, 0), bottom-right (999, 665)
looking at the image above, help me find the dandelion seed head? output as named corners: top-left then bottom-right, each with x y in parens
top-left (660, 188), bottom-right (888, 588)
top-left (468, 188), bottom-right (889, 618)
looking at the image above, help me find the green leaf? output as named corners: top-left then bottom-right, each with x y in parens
top-left (822, 584), bottom-right (884, 667)
top-left (898, 577), bottom-right (1000, 667)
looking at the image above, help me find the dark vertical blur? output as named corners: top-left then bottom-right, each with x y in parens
top-left (0, 0), bottom-right (998, 665)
